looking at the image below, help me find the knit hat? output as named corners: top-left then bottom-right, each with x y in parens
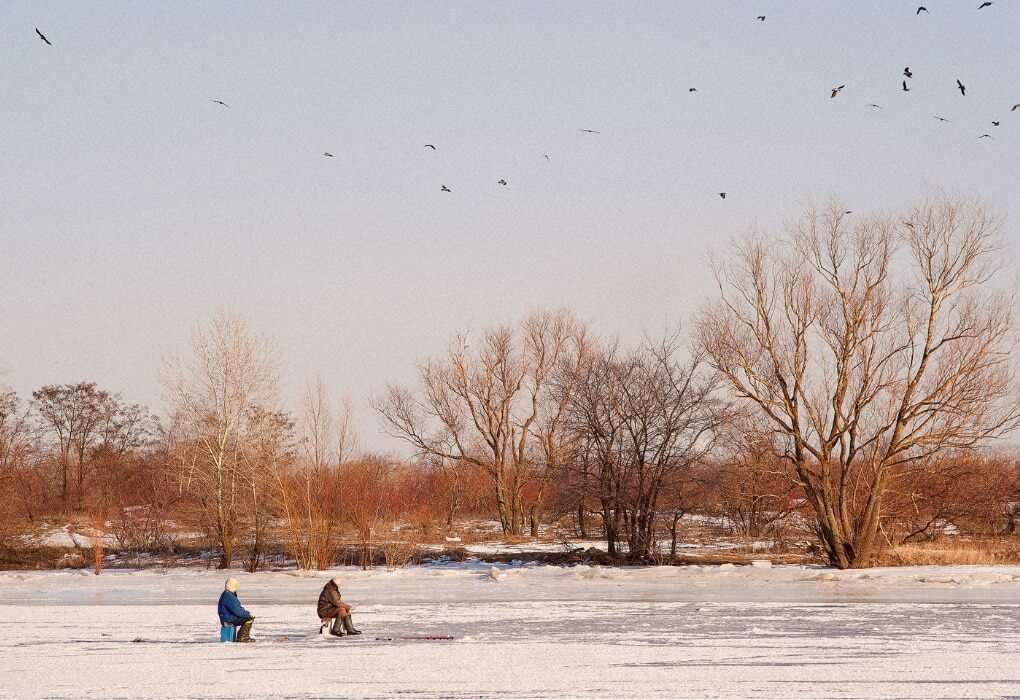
top-left (330, 577), bottom-right (343, 588)
top-left (225, 577), bottom-right (240, 593)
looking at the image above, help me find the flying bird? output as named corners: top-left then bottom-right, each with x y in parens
top-left (718, 192), bottom-right (727, 199)
top-left (323, 152), bottom-right (333, 157)
top-left (756, 16), bottom-right (765, 22)
top-left (902, 81), bottom-right (910, 92)
top-left (688, 88), bottom-right (697, 93)
top-left (35, 28), bottom-right (52, 45)
top-left (440, 185), bottom-right (451, 192)
top-left (992, 121), bottom-right (1000, 126)
top-left (904, 67), bottom-right (913, 78)
top-left (916, 6), bottom-right (928, 13)
top-left (978, 1), bottom-right (992, 8)
top-left (933, 115), bottom-right (951, 122)
top-left (956, 79), bottom-right (966, 96)
top-left (1012, 104), bottom-right (1019, 111)
top-left (831, 85), bottom-right (845, 98)
top-left (542, 154), bottom-right (550, 161)
top-left (424, 144), bottom-right (436, 150)
top-left (579, 129), bottom-right (600, 134)
top-left (978, 134), bottom-right (994, 139)
top-left (867, 103), bottom-right (882, 109)
top-left (497, 179), bottom-right (507, 186)
top-left (211, 99), bottom-right (231, 108)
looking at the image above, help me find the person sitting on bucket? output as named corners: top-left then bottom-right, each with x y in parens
top-left (218, 577), bottom-right (255, 642)
top-left (318, 577), bottom-right (362, 636)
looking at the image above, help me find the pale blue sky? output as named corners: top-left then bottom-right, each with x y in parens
top-left (2, 2), bottom-right (1019, 452)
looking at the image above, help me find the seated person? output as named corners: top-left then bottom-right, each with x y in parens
top-left (218, 577), bottom-right (255, 642)
top-left (317, 577), bottom-right (362, 636)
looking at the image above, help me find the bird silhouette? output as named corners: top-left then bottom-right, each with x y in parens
top-left (902, 81), bottom-right (910, 92)
top-left (440, 185), bottom-right (451, 192)
top-left (978, 1), bottom-right (992, 9)
top-left (992, 121), bottom-right (1000, 126)
top-left (542, 154), bottom-right (550, 161)
top-left (978, 134), bottom-right (994, 139)
top-left (718, 192), bottom-right (727, 199)
top-left (904, 67), bottom-right (913, 78)
top-left (211, 99), bottom-right (231, 108)
top-left (867, 103), bottom-right (882, 109)
top-left (497, 179), bottom-right (507, 186)
top-left (424, 144), bottom-right (436, 150)
top-left (831, 85), bottom-right (846, 98)
top-left (323, 152), bottom-right (334, 157)
top-left (579, 129), bottom-right (600, 134)
top-left (916, 6), bottom-right (928, 13)
top-left (933, 115), bottom-right (952, 122)
top-left (756, 16), bottom-right (765, 21)
top-left (957, 79), bottom-right (966, 96)
top-left (688, 88), bottom-right (697, 93)
top-left (35, 28), bottom-right (52, 45)
top-left (1012, 104), bottom-right (1019, 111)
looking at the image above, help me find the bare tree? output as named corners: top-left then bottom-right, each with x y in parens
top-left (238, 407), bottom-right (292, 572)
top-left (708, 419), bottom-right (800, 540)
top-left (336, 395), bottom-right (360, 465)
top-left (697, 197), bottom-right (1020, 568)
top-left (162, 309), bottom-right (281, 568)
top-left (31, 382), bottom-right (117, 512)
top-left (565, 335), bottom-right (728, 559)
top-left (275, 376), bottom-right (345, 570)
top-left (376, 309), bottom-right (579, 535)
top-left (0, 390), bottom-right (34, 539)
top-left (300, 375), bottom-right (335, 470)
top-left (342, 455), bottom-right (395, 569)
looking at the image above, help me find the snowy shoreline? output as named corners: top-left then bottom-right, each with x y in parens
top-left (5, 562), bottom-right (1020, 605)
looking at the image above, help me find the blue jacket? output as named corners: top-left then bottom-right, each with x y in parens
top-left (217, 590), bottom-right (252, 624)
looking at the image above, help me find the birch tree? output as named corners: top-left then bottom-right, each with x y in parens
top-left (162, 309), bottom-right (280, 568)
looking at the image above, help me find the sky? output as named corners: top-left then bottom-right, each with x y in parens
top-left (2, 1), bottom-right (1019, 454)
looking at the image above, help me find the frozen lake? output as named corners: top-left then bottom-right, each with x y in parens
top-left (2, 563), bottom-right (1020, 698)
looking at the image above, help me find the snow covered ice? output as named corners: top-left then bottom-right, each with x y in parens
top-left (3, 563), bottom-right (1020, 698)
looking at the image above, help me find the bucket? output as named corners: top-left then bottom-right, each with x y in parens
top-left (220, 624), bottom-right (235, 642)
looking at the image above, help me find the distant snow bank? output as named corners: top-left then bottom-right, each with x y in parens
top-left (5, 562), bottom-right (1020, 606)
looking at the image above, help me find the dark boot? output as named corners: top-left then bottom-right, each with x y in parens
top-left (235, 618), bottom-right (254, 642)
top-left (341, 615), bottom-right (362, 635)
top-left (329, 617), bottom-right (345, 637)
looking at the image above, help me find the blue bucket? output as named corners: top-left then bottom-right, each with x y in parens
top-left (220, 624), bottom-right (235, 642)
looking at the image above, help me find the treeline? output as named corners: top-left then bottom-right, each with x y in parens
top-left (2, 196), bottom-right (1019, 570)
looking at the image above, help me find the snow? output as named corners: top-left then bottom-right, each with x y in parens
top-left (27, 524), bottom-right (118, 549)
top-left (3, 563), bottom-right (1020, 698)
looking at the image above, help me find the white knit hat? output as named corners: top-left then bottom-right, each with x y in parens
top-left (225, 577), bottom-right (240, 593)
top-left (330, 577), bottom-right (343, 587)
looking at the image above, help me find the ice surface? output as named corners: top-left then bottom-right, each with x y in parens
top-left (2, 563), bottom-right (1020, 698)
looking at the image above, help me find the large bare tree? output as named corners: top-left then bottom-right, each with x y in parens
top-left (698, 197), bottom-right (1020, 568)
top-left (162, 309), bottom-right (280, 568)
top-left (376, 309), bottom-right (581, 535)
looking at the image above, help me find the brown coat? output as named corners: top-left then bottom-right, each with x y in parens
top-left (317, 581), bottom-right (351, 620)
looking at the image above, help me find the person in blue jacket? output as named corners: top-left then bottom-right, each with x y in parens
top-left (218, 577), bottom-right (255, 642)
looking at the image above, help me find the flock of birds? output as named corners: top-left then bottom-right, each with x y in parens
top-left (32, 6), bottom-right (1019, 201)
top-left (829, 3), bottom-right (1020, 147)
